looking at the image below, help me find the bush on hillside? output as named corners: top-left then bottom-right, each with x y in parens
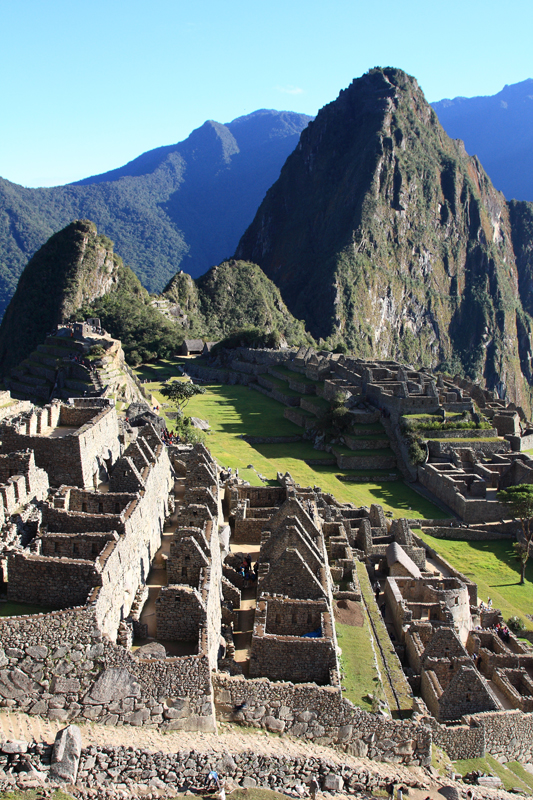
top-left (507, 616), bottom-right (526, 636)
top-left (211, 327), bottom-right (282, 353)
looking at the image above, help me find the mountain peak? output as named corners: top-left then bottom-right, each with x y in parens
top-left (236, 67), bottom-right (533, 411)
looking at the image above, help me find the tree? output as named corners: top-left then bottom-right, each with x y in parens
top-left (161, 380), bottom-right (205, 413)
top-left (498, 484), bottom-right (533, 584)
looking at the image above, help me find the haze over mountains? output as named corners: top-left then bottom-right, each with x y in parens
top-left (0, 109), bottom-right (311, 317)
top-left (1, 76), bottom-right (532, 327)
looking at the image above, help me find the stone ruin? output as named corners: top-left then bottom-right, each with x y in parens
top-left (0, 395), bottom-right (531, 764)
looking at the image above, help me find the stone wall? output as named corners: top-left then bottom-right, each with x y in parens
top-left (422, 526), bottom-right (514, 541)
top-left (214, 674), bottom-right (431, 765)
top-left (249, 633), bottom-right (336, 684)
top-left (233, 516), bottom-right (266, 543)
top-left (0, 402), bottom-right (120, 489)
top-left (39, 532), bottom-right (117, 559)
top-left (418, 464), bottom-right (508, 523)
top-left (167, 530), bottom-right (209, 587)
top-left (335, 451), bottom-right (396, 470)
top-left (429, 718), bottom-right (485, 760)
top-left (264, 597), bottom-right (326, 637)
top-left (156, 585), bottom-right (205, 643)
top-left (7, 551), bottom-right (100, 607)
top-left (0, 605), bottom-right (214, 730)
top-left (235, 486), bottom-right (287, 508)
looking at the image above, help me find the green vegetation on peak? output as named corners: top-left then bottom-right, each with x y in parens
top-left (77, 260), bottom-right (183, 366)
top-left (0, 223), bottom-right (314, 376)
top-left (236, 67), bottom-right (533, 413)
top-left (0, 110), bottom-right (312, 319)
top-left (164, 259), bottom-right (313, 346)
top-left (0, 220), bottom-right (122, 376)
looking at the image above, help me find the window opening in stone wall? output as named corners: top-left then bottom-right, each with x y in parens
top-left (182, 567), bottom-right (187, 578)
top-left (114, 503), bottom-right (120, 513)
top-left (98, 503), bottom-right (103, 513)
top-left (175, 596), bottom-right (181, 602)
top-left (54, 542), bottom-right (59, 552)
top-left (82, 503), bottom-right (87, 513)
top-left (73, 543), bottom-right (79, 554)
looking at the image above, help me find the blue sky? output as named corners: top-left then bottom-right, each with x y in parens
top-left (2, 0), bottom-right (532, 187)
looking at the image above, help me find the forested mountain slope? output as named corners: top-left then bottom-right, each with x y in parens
top-left (0, 110), bottom-right (311, 318)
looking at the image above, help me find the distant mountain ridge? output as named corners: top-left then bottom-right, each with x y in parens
top-left (433, 78), bottom-right (533, 202)
top-left (0, 109), bottom-right (312, 318)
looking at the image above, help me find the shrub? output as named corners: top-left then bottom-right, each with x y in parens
top-left (507, 616), bottom-right (526, 636)
top-left (175, 417), bottom-right (206, 445)
top-left (405, 434), bottom-right (427, 466)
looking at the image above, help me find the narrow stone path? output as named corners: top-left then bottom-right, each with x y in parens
top-left (487, 677), bottom-right (515, 710)
top-left (229, 542), bottom-right (260, 676)
top-left (136, 478), bottom-right (186, 652)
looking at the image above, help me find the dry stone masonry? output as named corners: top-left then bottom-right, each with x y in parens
top-left (0, 383), bottom-right (532, 768)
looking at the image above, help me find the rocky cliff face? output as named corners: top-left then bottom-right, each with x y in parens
top-left (236, 68), bottom-right (533, 411)
top-left (0, 220), bottom-right (120, 376)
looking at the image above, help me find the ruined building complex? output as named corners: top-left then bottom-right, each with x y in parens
top-left (0, 378), bottom-right (531, 766)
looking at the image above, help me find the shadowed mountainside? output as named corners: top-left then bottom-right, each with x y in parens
top-left (236, 68), bottom-right (533, 412)
top-left (0, 110), bottom-right (312, 318)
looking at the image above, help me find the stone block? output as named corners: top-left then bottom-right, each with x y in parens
top-left (242, 777), bottom-right (257, 788)
top-left (29, 700), bottom-right (48, 715)
top-left (48, 709), bottom-right (71, 722)
top-left (323, 774), bottom-right (344, 792)
top-left (296, 711), bottom-right (316, 723)
top-left (25, 646), bottom-right (48, 660)
top-left (337, 724), bottom-right (353, 742)
top-left (264, 716), bottom-right (285, 732)
top-left (0, 669), bottom-right (42, 699)
top-left (290, 722), bottom-right (308, 737)
top-left (2, 740), bottom-right (27, 754)
top-left (51, 676), bottom-right (81, 694)
top-left (50, 725), bottom-right (82, 783)
top-left (345, 739), bottom-right (368, 758)
top-left (85, 667), bottom-right (141, 704)
top-left (216, 754), bottom-right (237, 773)
top-left (124, 709), bottom-right (150, 726)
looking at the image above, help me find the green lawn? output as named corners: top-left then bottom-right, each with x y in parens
top-left (416, 531), bottom-right (533, 629)
top-left (0, 601), bottom-right (53, 616)
top-left (336, 619), bottom-right (379, 712)
top-left (143, 378), bottom-right (446, 518)
top-left (453, 754), bottom-right (533, 793)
